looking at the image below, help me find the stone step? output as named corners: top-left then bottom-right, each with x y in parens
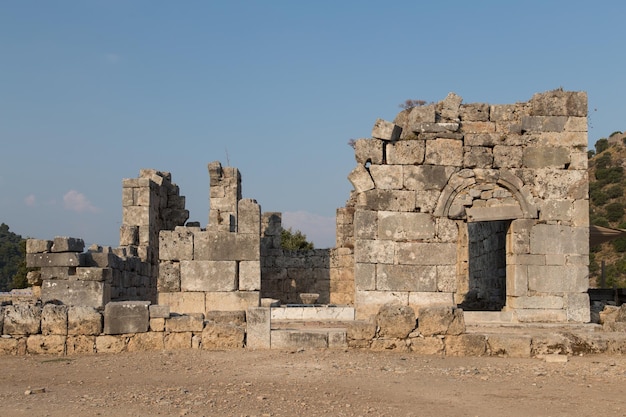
top-left (270, 328), bottom-right (348, 350)
top-left (270, 305), bottom-right (355, 321)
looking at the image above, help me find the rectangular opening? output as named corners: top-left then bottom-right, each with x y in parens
top-left (459, 220), bottom-right (511, 311)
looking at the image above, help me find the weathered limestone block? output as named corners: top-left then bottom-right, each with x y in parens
top-left (27, 270), bottom-right (43, 286)
top-left (521, 116), bottom-right (568, 132)
top-left (369, 165), bottom-right (403, 190)
top-left (354, 210), bottom-right (377, 240)
top-left (566, 293), bottom-right (591, 323)
top-left (26, 335), bottom-right (66, 355)
top-left (3, 304), bottom-right (41, 335)
top-left (445, 334), bottom-right (487, 356)
top-left (66, 335), bottom-right (95, 354)
top-left (165, 314), bottom-right (204, 332)
top-left (372, 118), bottom-right (401, 141)
top-left (376, 264), bottom-right (437, 292)
top-left (413, 122), bottom-right (459, 134)
top-left (527, 265), bottom-right (588, 293)
top-left (158, 261), bottom-right (180, 292)
top-left (386, 140), bottom-right (425, 165)
top-left (104, 301), bottom-right (150, 335)
top-left (348, 165), bottom-right (375, 193)
top-left (530, 224), bottom-right (589, 255)
top-left (406, 104), bottom-right (436, 128)
top-left (529, 90), bottom-right (587, 117)
top-left (206, 310), bottom-right (246, 325)
top-left (370, 338), bottom-right (409, 352)
top-left (159, 229), bottom-right (193, 261)
top-left (95, 335), bottom-right (126, 353)
top-left (180, 260), bottom-right (237, 292)
top-left (440, 92), bottom-right (463, 121)
top-left (424, 139), bottom-right (463, 166)
top-left (530, 333), bottom-right (572, 356)
top-left (516, 309), bottom-right (568, 323)
top-left (507, 295), bottom-right (564, 310)
top-left (75, 267), bottom-right (111, 282)
top-left (127, 332), bottom-right (164, 352)
top-left (378, 211), bottom-right (435, 240)
top-left (122, 205), bottom-right (152, 226)
top-left (41, 280), bottom-right (111, 308)
top-left (460, 103), bottom-right (489, 121)
top-left (68, 306), bottom-right (102, 336)
top-left (238, 199), bottom-right (261, 235)
top-left (239, 260), bottom-right (261, 291)
top-left (150, 318), bottom-right (165, 332)
top-left (459, 121), bottom-right (496, 133)
top-left (26, 239), bottom-right (52, 254)
top-left (396, 242), bottom-right (456, 266)
top-left (27, 252), bottom-right (82, 268)
top-left (410, 336), bottom-right (445, 355)
top-left (354, 138), bottom-right (385, 165)
top-left (525, 169), bottom-right (588, 201)
top-left (119, 225), bottom-right (139, 246)
top-left (201, 322), bottom-right (245, 349)
top-left (522, 147), bottom-right (569, 168)
top-left (193, 231), bottom-right (259, 261)
top-left (487, 335), bottom-right (532, 358)
top-left (52, 236), bottom-right (85, 253)
top-left (271, 330), bottom-right (328, 349)
top-left (149, 304), bottom-right (170, 319)
top-left (158, 292), bottom-right (206, 314)
top-left (164, 332), bottom-right (192, 350)
top-left (41, 304), bottom-right (68, 335)
top-left (358, 190), bottom-right (416, 212)
top-left (346, 320), bottom-right (376, 345)
top-left (205, 291), bottom-right (259, 312)
top-left (493, 145), bottom-right (523, 168)
top-left (0, 337), bottom-right (25, 355)
top-left (463, 146), bottom-right (493, 168)
top-left (355, 262), bottom-right (376, 290)
top-left (376, 303), bottom-right (416, 339)
top-left (418, 306), bottom-right (465, 336)
top-left (354, 291), bottom-right (409, 320)
top-left (355, 239), bottom-right (394, 264)
top-left (246, 307), bottom-right (270, 349)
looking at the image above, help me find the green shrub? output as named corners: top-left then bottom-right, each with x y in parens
top-left (594, 152), bottom-right (612, 169)
top-left (613, 237), bottom-right (626, 252)
top-left (596, 166), bottom-right (624, 183)
top-left (592, 216), bottom-right (609, 227)
top-left (606, 184), bottom-right (624, 199)
top-left (595, 138), bottom-right (609, 154)
top-left (591, 189), bottom-right (608, 206)
top-left (606, 202), bottom-right (625, 222)
top-left (281, 227), bottom-right (314, 251)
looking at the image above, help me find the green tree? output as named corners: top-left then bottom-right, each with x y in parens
top-left (0, 223), bottom-right (28, 291)
top-left (281, 227), bottom-right (314, 251)
top-left (595, 138), bottom-right (609, 154)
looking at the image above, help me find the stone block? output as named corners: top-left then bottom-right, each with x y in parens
top-left (530, 333), bottom-right (572, 356)
top-left (410, 336), bottom-right (445, 355)
top-left (354, 239), bottom-right (394, 264)
top-left (41, 280), bottom-right (111, 308)
top-left (566, 293), bottom-right (590, 323)
top-left (408, 292), bottom-right (455, 313)
top-left (165, 314), bottom-right (204, 332)
top-left (370, 165), bottom-right (403, 190)
top-left (527, 265), bottom-right (588, 293)
top-left (0, 337), bottom-right (25, 355)
top-left (52, 236), bottom-right (85, 253)
top-left (95, 335), bottom-right (126, 353)
top-left (246, 307), bottom-right (271, 349)
top-left (354, 138), bottom-right (384, 165)
top-left (122, 206), bottom-right (151, 226)
top-left (41, 304), bottom-right (68, 335)
top-left (460, 103), bottom-right (489, 121)
top-left (127, 332), bottom-right (164, 352)
top-left (406, 104), bottom-right (436, 126)
top-left (370, 338), bottom-right (409, 352)
top-left (445, 334), bottom-right (487, 356)
top-left (354, 210), bottom-right (377, 240)
top-left (530, 224), bottom-right (589, 255)
top-left (507, 295), bottom-right (564, 310)
top-left (149, 304), bottom-right (170, 319)
top-left (270, 330), bottom-right (328, 349)
top-left (238, 199), bottom-right (261, 234)
top-left (424, 138), bottom-right (463, 166)
top-left (180, 260), bottom-right (237, 292)
top-left (239, 260), bottom-right (261, 291)
top-left (202, 323), bottom-right (245, 349)
top-left (459, 121), bottom-right (495, 133)
top-left (376, 264), bottom-right (437, 292)
top-left (378, 211), bottom-right (435, 240)
top-left (465, 205), bottom-right (523, 222)
top-left (119, 225), bottom-right (139, 246)
top-left (354, 262), bottom-right (376, 291)
top-left (346, 319), bottom-right (376, 342)
top-left (66, 335), bottom-right (95, 354)
top-left (193, 231), bottom-right (259, 261)
top-left (417, 306), bottom-right (465, 336)
top-left (403, 165), bottom-right (456, 192)
top-left (348, 165), bottom-right (375, 193)
top-left (359, 189), bottom-right (416, 212)
top-left (372, 118), bottom-right (401, 140)
top-left (150, 318), bottom-right (165, 332)
top-left (521, 116), bottom-right (568, 132)
top-left (205, 291), bottom-right (259, 312)
top-left (159, 229), bottom-right (194, 261)
top-left (206, 310), bottom-right (246, 325)
top-left (493, 145), bottom-right (523, 168)
top-left (354, 291), bottom-right (409, 320)
top-left (158, 261), bottom-right (180, 292)
top-left (75, 267), bottom-right (111, 282)
top-left (386, 139), bottom-right (426, 165)
top-left (164, 332), bottom-right (192, 350)
top-left (104, 301), bottom-right (150, 335)
top-left (376, 303), bottom-right (416, 338)
top-left (516, 309), bottom-right (567, 323)
top-left (68, 306), bottom-right (102, 336)
top-left (3, 304), bottom-right (41, 335)
top-left (529, 90), bottom-right (587, 117)
top-left (27, 253), bottom-right (82, 268)
top-left (487, 334), bottom-right (531, 358)
top-left (522, 146), bottom-right (569, 168)
top-left (26, 335), bottom-right (66, 355)
top-left (26, 239), bottom-right (52, 254)
top-left (396, 242), bottom-right (456, 266)
top-left (463, 146), bottom-right (493, 168)
top-left (40, 266), bottom-right (76, 280)
top-left (158, 292), bottom-right (206, 315)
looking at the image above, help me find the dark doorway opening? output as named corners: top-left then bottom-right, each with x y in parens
top-left (459, 220), bottom-right (510, 311)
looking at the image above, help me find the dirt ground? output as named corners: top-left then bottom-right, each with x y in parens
top-left (0, 349), bottom-right (625, 417)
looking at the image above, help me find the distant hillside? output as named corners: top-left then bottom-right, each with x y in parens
top-left (588, 131), bottom-right (626, 287)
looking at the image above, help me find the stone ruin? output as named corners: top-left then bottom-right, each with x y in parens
top-left (1, 89), bottom-right (614, 357)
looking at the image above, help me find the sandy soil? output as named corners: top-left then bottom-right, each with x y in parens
top-left (0, 349), bottom-right (625, 417)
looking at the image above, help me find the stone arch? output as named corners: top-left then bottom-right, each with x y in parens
top-left (434, 169), bottom-right (538, 221)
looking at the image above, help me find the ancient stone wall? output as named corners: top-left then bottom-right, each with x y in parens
top-left (342, 89), bottom-right (590, 322)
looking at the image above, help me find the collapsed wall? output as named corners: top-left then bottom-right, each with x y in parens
top-left (340, 89), bottom-right (590, 322)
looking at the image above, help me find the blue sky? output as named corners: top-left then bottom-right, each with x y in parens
top-left (1, 1), bottom-right (625, 249)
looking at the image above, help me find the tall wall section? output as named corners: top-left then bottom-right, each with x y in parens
top-left (341, 89), bottom-right (590, 322)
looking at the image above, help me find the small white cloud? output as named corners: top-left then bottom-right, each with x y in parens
top-left (24, 194), bottom-right (36, 206)
top-left (63, 190), bottom-right (99, 213)
top-left (282, 211), bottom-right (336, 249)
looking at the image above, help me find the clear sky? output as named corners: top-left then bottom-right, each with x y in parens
top-left (1, 1), bottom-right (625, 249)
